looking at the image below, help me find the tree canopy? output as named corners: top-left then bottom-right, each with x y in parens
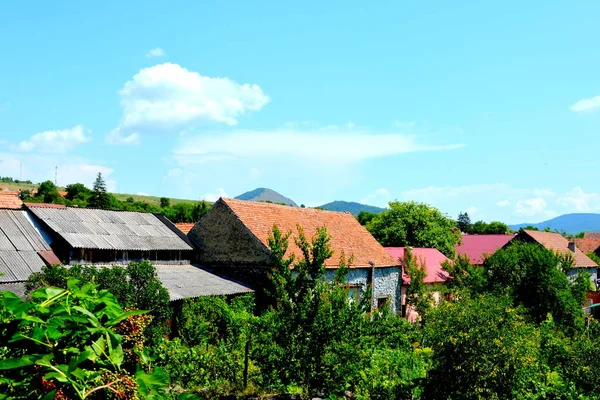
top-left (366, 201), bottom-right (461, 256)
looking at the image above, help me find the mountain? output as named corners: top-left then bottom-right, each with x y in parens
top-left (317, 201), bottom-right (385, 216)
top-left (235, 188), bottom-right (297, 206)
top-left (509, 213), bottom-right (600, 235)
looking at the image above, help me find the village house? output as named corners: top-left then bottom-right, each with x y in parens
top-left (385, 247), bottom-right (450, 320)
top-left (455, 234), bottom-right (516, 265)
top-left (573, 234), bottom-right (600, 258)
top-left (187, 198), bottom-right (404, 312)
top-left (16, 203), bottom-right (252, 300)
top-left (511, 230), bottom-right (598, 283)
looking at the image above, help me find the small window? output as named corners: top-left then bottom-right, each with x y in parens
top-left (401, 304), bottom-right (407, 318)
top-left (377, 297), bottom-right (388, 310)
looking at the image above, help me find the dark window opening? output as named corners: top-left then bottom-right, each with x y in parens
top-left (377, 297), bottom-right (388, 310)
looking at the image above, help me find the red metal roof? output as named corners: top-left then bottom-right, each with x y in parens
top-left (385, 247), bottom-right (450, 284)
top-left (37, 250), bottom-right (62, 266)
top-left (0, 192), bottom-right (23, 209)
top-left (221, 198), bottom-right (400, 268)
top-left (455, 234), bottom-right (516, 265)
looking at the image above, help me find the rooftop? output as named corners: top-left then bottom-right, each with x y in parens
top-left (385, 247), bottom-right (450, 284)
top-left (455, 234), bottom-right (516, 265)
top-left (27, 206), bottom-right (193, 251)
top-left (521, 230), bottom-right (598, 268)
top-left (573, 238), bottom-right (600, 254)
top-left (174, 222), bottom-right (195, 235)
top-left (0, 192), bottom-right (23, 210)
top-left (219, 198), bottom-right (399, 268)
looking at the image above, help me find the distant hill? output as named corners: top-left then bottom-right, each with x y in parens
top-left (317, 201), bottom-right (385, 216)
top-left (235, 188), bottom-right (297, 206)
top-left (509, 213), bottom-right (600, 235)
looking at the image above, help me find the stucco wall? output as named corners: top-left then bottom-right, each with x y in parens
top-left (325, 266), bottom-right (402, 313)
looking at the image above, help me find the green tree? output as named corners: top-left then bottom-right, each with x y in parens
top-left (357, 210), bottom-right (377, 226)
top-left (160, 197), bottom-right (170, 208)
top-left (36, 180), bottom-right (62, 203)
top-left (469, 220), bottom-right (511, 234)
top-left (88, 172), bottom-right (111, 209)
top-left (442, 253), bottom-right (487, 295)
top-left (484, 241), bottom-right (586, 328)
top-left (423, 294), bottom-right (545, 399)
top-left (403, 247), bottom-right (432, 316)
top-left (65, 182), bottom-right (92, 202)
top-left (192, 201), bottom-right (209, 222)
top-left (456, 211), bottom-right (471, 233)
top-left (366, 201), bottom-right (461, 257)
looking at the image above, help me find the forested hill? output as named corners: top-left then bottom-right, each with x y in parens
top-left (317, 201), bottom-right (385, 215)
top-left (235, 188), bottom-right (297, 206)
top-left (509, 213), bottom-right (600, 235)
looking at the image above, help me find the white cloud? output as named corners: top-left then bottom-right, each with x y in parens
top-left (18, 125), bottom-right (91, 153)
top-left (173, 128), bottom-right (464, 165)
top-left (146, 47), bottom-right (166, 58)
top-left (360, 188), bottom-right (391, 207)
top-left (200, 188), bottom-right (228, 202)
top-left (497, 200), bottom-right (511, 207)
top-left (465, 206), bottom-right (479, 215)
top-left (105, 129), bottom-right (140, 145)
top-left (515, 197), bottom-right (552, 218)
top-left (107, 63), bottom-right (270, 144)
top-left (137, 192), bottom-right (149, 196)
top-left (570, 95), bottom-right (600, 112)
top-left (557, 186), bottom-right (600, 211)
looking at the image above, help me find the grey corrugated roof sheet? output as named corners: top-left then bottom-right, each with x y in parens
top-left (0, 282), bottom-right (27, 298)
top-left (0, 250), bottom-right (45, 281)
top-left (28, 207), bottom-right (193, 251)
top-left (154, 264), bottom-right (254, 300)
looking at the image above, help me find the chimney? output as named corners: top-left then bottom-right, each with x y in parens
top-left (568, 241), bottom-right (576, 253)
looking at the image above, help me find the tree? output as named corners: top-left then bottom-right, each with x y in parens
top-left (357, 211), bottom-right (377, 226)
top-left (36, 180), bottom-right (61, 203)
top-left (65, 182), bottom-right (92, 202)
top-left (442, 253), bottom-right (487, 295)
top-left (88, 172), bottom-right (111, 209)
top-left (423, 294), bottom-right (545, 399)
top-left (469, 220), bottom-right (511, 234)
top-left (160, 197), bottom-right (170, 208)
top-left (403, 247), bottom-right (432, 316)
top-left (456, 212), bottom-right (471, 233)
top-left (366, 201), bottom-right (461, 257)
top-left (483, 241), bottom-right (586, 328)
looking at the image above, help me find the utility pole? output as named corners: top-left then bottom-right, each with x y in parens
top-left (54, 166), bottom-right (57, 185)
top-left (19, 163), bottom-right (22, 181)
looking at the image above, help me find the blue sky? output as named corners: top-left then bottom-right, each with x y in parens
top-left (0, 1), bottom-right (599, 224)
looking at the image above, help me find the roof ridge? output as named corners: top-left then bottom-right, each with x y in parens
top-left (221, 197), bottom-right (353, 215)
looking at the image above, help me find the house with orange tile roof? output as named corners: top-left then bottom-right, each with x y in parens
top-left (175, 222), bottom-right (195, 235)
top-left (0, 192), bottom-right (23, 210)
top-left (511, 230), bottom-right (598, 285)
top-left (188, 197), bottom-right (403, 312)
top-left (573, 238), bottom-right (600, 256)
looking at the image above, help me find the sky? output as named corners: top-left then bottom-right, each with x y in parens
top-left (0, 1), bottom-right (599, 224)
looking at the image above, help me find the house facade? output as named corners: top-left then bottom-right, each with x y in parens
top-left (187, 198), bottom-right (403, 312)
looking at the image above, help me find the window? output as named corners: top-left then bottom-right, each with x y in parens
top-left (377, 297), bottom-right (388, 310)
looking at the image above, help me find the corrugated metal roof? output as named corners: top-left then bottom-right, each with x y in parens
top-left (0, 211), bottom-right (51, 252)
top-left (154, 264), bottom-right (254, 300)
top-left (0, 282), bottom-right (27, 298)
top-left (0, 250), bottom-right (43, 281)
top-left (29, 207), bottom-right (193, 251)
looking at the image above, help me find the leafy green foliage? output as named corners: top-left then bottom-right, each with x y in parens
top-left (403, 247), bottom-right (433, 316)
top-left (26, 261), bottom-right (172, 345)
top-left (484, 241), bottom-right (586, 328)
top-left (160, 197), bottom-right (170, 208)
top-left (88, 173), bottom-right (111, 209)
top-left (456, 211), bottom-right (471, 233)
top-left (366, 201), bottom-right (461, 257)
top-left (36, 180), bottom-right (63, 204)
top-left (469, 220), bottom-right (511, 234)
top-left (0, 281), bottom-right (168, 399)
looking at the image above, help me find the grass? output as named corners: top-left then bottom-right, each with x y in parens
top-left (1, 181), bottom-right (201, 206)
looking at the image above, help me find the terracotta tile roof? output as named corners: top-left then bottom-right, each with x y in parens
top-left (521, 230), bottom-right (598, 268)
top-left (24, 203), bottom-right (67, 209)
top-left (220, 198), bottom-right (399, 268)
top-left (385, 247), bottom-right (450, 284)
top-left (0, 192), bottom-right (23, 209)
top-left (456, 234), bottom-right (516, 265)
top-left (584, 232), bottom-right (600, 240)
top-left (175, 223), bottom-right (195, 235)
top-left (573, 238), bottom-right (600, 254)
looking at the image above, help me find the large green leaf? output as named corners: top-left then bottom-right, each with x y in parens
top-left (106, 309), bottom-right (149, 326)
top-left (0, 357), bottom-right (35, 370)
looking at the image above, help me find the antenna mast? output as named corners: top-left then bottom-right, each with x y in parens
top-left (54, 166), bottom-right (57, 185)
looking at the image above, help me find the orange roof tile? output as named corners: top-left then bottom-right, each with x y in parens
top-left (522, 230), bottom-right (598, 268)
top-left (24, 203), bottom-right (67, 209)
top-left (0, 192), bottom-right (23, 209)
top-left (573, 238), bottom-right (600, 254)
top-left (220, 198), bottom-right (399, 268)
top-left (584, 232), bottom-right (600, 240)
top-left (175, 223), bottom-right (195, 235)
